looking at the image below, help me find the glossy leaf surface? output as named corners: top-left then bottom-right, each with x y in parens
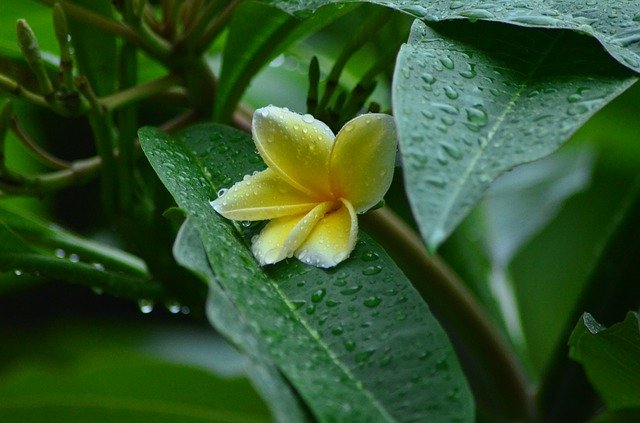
top-left (139, 123), bottom-right (474, 422)
top-left (393, 20), bottom-right (635, 249)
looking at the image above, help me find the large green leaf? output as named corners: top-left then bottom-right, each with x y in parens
top-left (569, 312), bottom-right (640, 410)
top-left (392, 20), bottom-right (635, 249)
top-left (174, 219), bottom-right (309, 423)
top-left (0, 350), bottom-right (271, 422)
top-left (139, 123), bottom-right (474, 422)
top-left (263, 0), bottom-right (640, 73)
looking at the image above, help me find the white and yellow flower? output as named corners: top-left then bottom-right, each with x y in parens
top-left (211, 105), bottom-right (397, 268)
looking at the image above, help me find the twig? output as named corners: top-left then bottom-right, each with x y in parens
top-left (100, 74), bottom-right (182, 111)
top-left (10, 117), bottom-right (71, 170)
top-left (194, 0), bottom-right (244, 54)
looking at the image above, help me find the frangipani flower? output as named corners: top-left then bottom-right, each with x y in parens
top-left (211, 105), bottom-right (397, 268)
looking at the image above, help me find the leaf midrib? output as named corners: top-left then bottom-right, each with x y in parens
top-left (184, 142), bottom-right (399, 422)
top-left (429, 31), bottom-right (564, 246)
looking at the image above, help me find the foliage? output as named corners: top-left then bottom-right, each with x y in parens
top-left (1, 0), bottom-right (639, 422)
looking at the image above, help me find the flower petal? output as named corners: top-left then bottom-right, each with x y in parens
top-left (253, 105), bottom-right (335, 197)
top-left (329, 113), bottom-right (397, 213)
top-left (211, 168), bottom-right (318, 221)
top-left (252, 201), bottom-right (335, 265)
top-left (295, 199), bottom-right (358, 268)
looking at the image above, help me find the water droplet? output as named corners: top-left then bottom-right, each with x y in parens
top-left (92, 263), bottom-right (105, 271)
top-left (54, 248), bottom-right (65, 258)
top-left (459, 64), bottom-right (477, 79)
top-left (14, 269), bottom-right (23, 276)
top-left (465, 105), bottom-right (488, 127)
top-left (165, 300), bottom-right (181, 314)
top-left (444, 85), bottom-right (460, 100)
top-left (344, 340), bottom-right (356, 351)
top-left (449, 1), bottom-right (464, 9)
top-left (311, 289), bottom-right (326, 303)
top-left (355, 349), bottom-right (376, 363)
top-left (326, 299), bottom-right (340, 307)
top-left (340, 285), bottom-right (363, 295)
top-left (435, 103), bottom-right (459, 115)
top-left (395, 311), bottom-right (407, 321)
top-left (362, 265), bottom-right (382, 276)
top-left (441, 116), bottom-right (455, 126)
top-left (363, 296), bottom-right (382, 308)
top-left (138, 299), bottom-right (154, 314)
top-left (331, 326), bottom-right (344, 335)
top-left (379, 354), bottom-right (392, 367)
top-left (440, 56), bottom-right (454, 69)
top-left (305, 304), bottom-right (316, 315)
top-left (69, 253), bottom-right (80, 263)
top-left (91, 287), bottom-right (104, 295)
top-left (426, 177), bottom-right (447, 188)
top-left (217, 188), bottom-right (228, 197)
top-left (567, 93), bottom-right (582, 103)
top-left (441, 142), bottom-right (462, 160)
top-left (436, 358), bottom-right (449, 370)
top-left (459, 9), bottom-right (495, 21)
top-left (361, 251), bottom-right (379, 262)
top-left (291, 300), bottom-right (306, 310)
top-left (302, 114), bottom-right (314, 123)
top-left (421, 73), bottom-right (436, 84)
top-left (259, 109), bottom-right (269, 118)
top-left (421, 110), bottom-right (435, 120)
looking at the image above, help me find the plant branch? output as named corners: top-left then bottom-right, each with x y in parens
top-left (10, 117), bottom-right (70, 170)
top-left (39, 0), bottom-right (171, 60)
top-left (0, 74), bottom-right (49, 108)
top-left (317, 7), bottom-right (390, 112)
top-left (178, 0), bottom-right (224, 50)
top-left (194, 0), bottom-right (244, 54)
top-left (361, 207), bottom-right (535, 422)
top-left (100, 74), bottom-right (182, 111)
top-left (75, 75), bottom-right (118, 215)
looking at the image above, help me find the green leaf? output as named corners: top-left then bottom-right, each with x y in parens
top-left (0, 204), bottom-right (147, 277)
top-left (569, 312), bottom-right (640, 409)
top-left (0, 211), bottom-right (160, 301)
top-left (174, 219), bottom-right (310, 423)
top-left (393, 0), bottom-right (640, 74)
top-left (0, 351), bottom-right (271, 423)
top-left (214, 2), bottom-right (351, 122)
top-left (66, 0), bottom-right (117, 96)
top-left (392, 20), bottom-right (636, 250)
top-left (139, 123), bottom-right (474, 422)
top-left (263, 1), bottom-right (640, 73)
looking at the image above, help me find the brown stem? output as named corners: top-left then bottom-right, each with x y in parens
top-left (11, 117), bottom-right (71, 170)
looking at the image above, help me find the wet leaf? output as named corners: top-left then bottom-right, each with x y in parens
top-left (139, 123), bottom-right (474, 422)
top-left (0, 211), bottom-right (159, 301)
top-left (393, 20), bottom-right (635, 250)
top-left (173, 219), bottom-right (310, 423)
top-left (264, 0), bottom-right (640, 73)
